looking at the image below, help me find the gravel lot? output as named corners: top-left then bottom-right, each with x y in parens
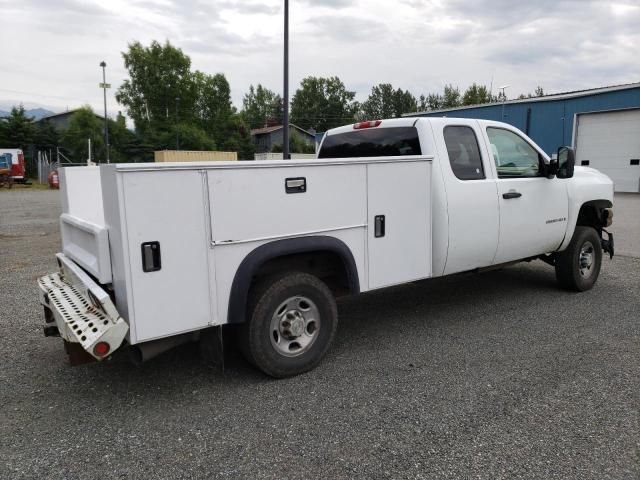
top-left (1, 187), bottom-right (638, 479)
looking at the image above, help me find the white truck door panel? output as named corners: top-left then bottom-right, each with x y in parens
top-left (432, 121), bottom-right (500, 275)
top-left (494, 177), bottom-right (568, 263)
top-left (483, 126), bottom-right (569, 264)
top-left (122, 170), bottom-right (213, 342)
top-left (367, 160), bottom-right (431, 288)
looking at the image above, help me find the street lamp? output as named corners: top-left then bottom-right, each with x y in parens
top-left (499, 84), bottom-right (510, 121)
top-left (282, 0), bottom-right (290, 160)
top-left (175, 97), bottom-right (180, 150)
top-left (99, 61), bottom-right (110, 163)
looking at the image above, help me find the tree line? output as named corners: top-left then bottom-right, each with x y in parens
top-left (0, 39), bottom-right (545, 164)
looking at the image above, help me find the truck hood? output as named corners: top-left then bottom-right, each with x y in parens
top-left (568, 166), bottom-right (614, 206)
top-left (573, 166), bottom-right (613, 186)
top-left (573, 165), bottom-right (611, 181)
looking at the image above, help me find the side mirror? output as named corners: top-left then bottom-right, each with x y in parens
top-left (546, 157), bottom-right (559, 178)
top-left (557, 146), bottom-right (575, 179)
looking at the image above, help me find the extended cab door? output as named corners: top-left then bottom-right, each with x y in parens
top-left (432, 120), bottom-right (500, 274)
top-left (480, 123), bottom-right (568, 264)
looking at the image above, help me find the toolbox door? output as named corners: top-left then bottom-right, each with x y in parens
top-left (366, 160), bottom-right (432, 289)
top-left (122, 170), bottom-right (214, 342)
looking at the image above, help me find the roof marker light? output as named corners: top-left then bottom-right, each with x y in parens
top-left (354, 120), bottom-right (382, 129)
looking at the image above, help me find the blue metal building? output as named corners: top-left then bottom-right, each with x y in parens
top-left (407, 82), bottom-right (640, 191)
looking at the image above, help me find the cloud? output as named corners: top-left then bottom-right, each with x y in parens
top-left (307, 15), bottom-right (388, 42)
top-left (298, 0), bottom-right (357, 9)
top-left (0, 0), bottom-right (638, 118)
top-left (217, 1), bottom-right (279, 15)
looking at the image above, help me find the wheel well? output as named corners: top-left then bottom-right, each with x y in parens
top-left (227, 236), bottom-right (360, 324)
top-left (254, 251), bottom-right (352, 297)
top-left (576, 200), bottom-right (612, 229)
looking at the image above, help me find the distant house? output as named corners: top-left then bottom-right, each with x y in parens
top-left (35, 109), bottom-right (103, 131)
top-left (250, 124), bottom-right (316, 153)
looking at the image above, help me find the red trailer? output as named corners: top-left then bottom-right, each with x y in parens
top-left (0, 153), bottom-right (13, 188)
top-left (0, 149), bottom-right (26, 183)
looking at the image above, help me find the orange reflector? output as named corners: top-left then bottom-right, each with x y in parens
top-left (93, 342), bottom-right (110, 357)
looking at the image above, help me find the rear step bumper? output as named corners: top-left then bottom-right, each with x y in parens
top-left (38, 253), bottom-right (128, 363)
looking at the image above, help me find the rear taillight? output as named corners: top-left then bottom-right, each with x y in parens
top-left (93, 342), bottom-right (110, 357)
top-left (354, 120), bottom-right (382, 129)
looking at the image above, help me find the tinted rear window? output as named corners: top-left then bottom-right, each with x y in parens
top-left (443, 126), bottom-right (485, 180)
top-left (318, 127), bottom-right (421, 158)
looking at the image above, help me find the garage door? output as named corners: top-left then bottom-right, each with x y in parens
top-left (575, 108), bottom-right (640, 192)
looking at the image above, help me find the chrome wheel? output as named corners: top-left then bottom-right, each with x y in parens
top-left (579, 241), bottom-right (595, 277)
top-left (269, 295), bottom-right (320, 357)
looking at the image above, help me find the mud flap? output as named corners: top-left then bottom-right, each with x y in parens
top-left (601, 229), bottom-right (614, 259)
top-left (64, 340), bottom-right (97, 366)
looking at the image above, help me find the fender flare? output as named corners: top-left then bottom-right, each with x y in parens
top-left (227, 236), bottom-right (360, 324)
top-left (559, 198), bottom-right (613, 251)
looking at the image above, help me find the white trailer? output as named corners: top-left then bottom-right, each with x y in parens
top-left (39, 118), bottom-right (614, 377)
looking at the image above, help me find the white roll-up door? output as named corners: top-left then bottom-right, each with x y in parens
top-left (575, 108), bottom-right (640, 192)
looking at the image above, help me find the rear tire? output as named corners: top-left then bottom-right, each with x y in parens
top-left (555, 226), bottom-right (602, 291)
top-left (240, 272), bottom-right (338, 378)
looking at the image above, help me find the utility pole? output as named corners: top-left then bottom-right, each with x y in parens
top-left (283, 0), bottom-right (290, 160)
top-left (99, 61), bottom-right (111, 163)
top-left (175, 97), bottom-right (180, 150)
top-left (499, 84), bottom-right (510, 121)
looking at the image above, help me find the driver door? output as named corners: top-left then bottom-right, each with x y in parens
top-left (482, 126), bottom-right (568, 264)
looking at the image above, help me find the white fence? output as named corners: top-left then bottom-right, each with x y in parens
top-left (254, 153), bottom-right (316, 161)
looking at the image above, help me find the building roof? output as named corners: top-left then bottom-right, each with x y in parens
top-left (250, 123), bottom-right (315, 137)
top-left (405, 81), bottom-right (640, 116)
top-left (37, 109), bottom-right (103, 122)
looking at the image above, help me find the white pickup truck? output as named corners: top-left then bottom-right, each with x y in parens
top-left (38, 118), bottom-right (614, 377)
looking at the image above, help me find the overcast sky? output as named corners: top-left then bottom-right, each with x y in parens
top-left (1, 0), bottom-right (638, 117)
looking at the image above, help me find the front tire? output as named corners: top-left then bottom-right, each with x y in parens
top-left (555, 226), bottom-right (602, 291)
top-left (241, 272), bottom-right (338, 378)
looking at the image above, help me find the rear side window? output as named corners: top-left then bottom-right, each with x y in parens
top-left (318, 127), bottom-right (421, 158)
top-left (443, 126), bottom-right (485, 180)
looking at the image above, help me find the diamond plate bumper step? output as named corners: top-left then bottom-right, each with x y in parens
top-left (38, 254), bottom-right (128, 361)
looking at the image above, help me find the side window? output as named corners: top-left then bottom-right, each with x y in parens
top-left (487, 127), bottom-right (542, 178)
top-left (443, 126), bottom-right (485, 180)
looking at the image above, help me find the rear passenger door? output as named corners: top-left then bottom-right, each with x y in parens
top-left (434, 121), bottom-right (500, 274)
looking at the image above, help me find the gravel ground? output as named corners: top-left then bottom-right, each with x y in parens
top-left (1, 188), bottom-right (638, 479)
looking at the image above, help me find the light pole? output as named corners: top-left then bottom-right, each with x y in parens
top-left (499, 84), bottom-right (510, 121)
top-left (175, 97), bottom-right (180, 150)
top-left (99, 61), bottom-right (110, 163)
top-left (282, 0), bottom-right (290, 160)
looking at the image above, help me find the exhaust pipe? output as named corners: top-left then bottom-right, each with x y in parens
top-left (129, 332), bottom-right (199, 366)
